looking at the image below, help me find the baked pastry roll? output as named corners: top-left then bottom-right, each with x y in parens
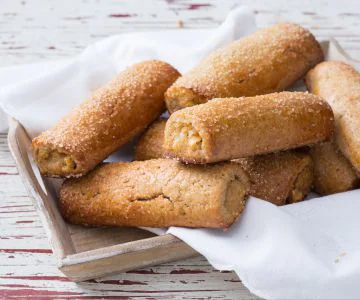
top-left (135, 119), bottom-right (167, 161)
top-left (164, 92), bottom-right (334, 164)
top-left (136, 123), bottom-right (313, 205)
top-left (59, 159), bottom-right (250, 229)
top-left (306, 61), bottom-right (360, 172)
top-left (32, 60), bottom-right (180, 178)
top-left (310, 141), bottom-right (359, 195)
top-left (165, 23), bottom-right (323, 113)
top-left (235, 152), bottom-right (313, 206)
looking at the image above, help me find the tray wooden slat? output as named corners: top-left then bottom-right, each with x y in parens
top-left (7, 118), bottom-right (197, 282)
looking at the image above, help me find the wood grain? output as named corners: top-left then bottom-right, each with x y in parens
top-left (9, 117), bottom-right (201, 282)
top-left (1, 0), bottom-right (359, 298)
top-left (1, 131), bottom-right (260, 298)
top-left (0, 0), bottom-right (359, 67)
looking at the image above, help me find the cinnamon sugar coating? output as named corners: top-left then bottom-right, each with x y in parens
top-left (306, 61), bottom-right (360, 172)
top-left (165, 23), bottom-right (323, 113)
top-left (32, 60), bottom-right (180, 177)
top-left (164, 92), bottom-right (334, 164)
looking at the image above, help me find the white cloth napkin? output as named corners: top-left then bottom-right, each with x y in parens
top-left (1, 7), bottom-right (360, 299)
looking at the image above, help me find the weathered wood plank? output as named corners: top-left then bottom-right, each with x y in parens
top-left (0, 0), bottom-right (359, 66)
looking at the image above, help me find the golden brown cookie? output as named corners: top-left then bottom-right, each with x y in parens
top-left (165, 23), bottom-right (323, 113)
top-left (306, 61), bottom-right (360, 172)
top-left (310, 141), bottom-right (359, 195)
top-left (135, 122), bottom-right (314, 205)
top-left (32, 60), bottom-right (180, 177)
top-left (235, 152), bottom-right (313, 206)
top-left (59, 159), bottom-right (250, 229)
top-left (135, 119), bottom-right (167, 161)
top-left (164, 92), bottom-right (334, 164)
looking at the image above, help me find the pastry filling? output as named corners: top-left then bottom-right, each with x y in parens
top-left (178, 92), bottom-right (206, 108)
top-left (172, 122), bottom-right (203, 152)
top-left (167, 87), bottom-right (206, 113)
top-left (35, 147), bottom-right (77, 175)
top-left (289, 165), bottom-right (313, 203)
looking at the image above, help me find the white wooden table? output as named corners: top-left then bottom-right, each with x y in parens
top-left (1, 0), bottom-right (359, 298)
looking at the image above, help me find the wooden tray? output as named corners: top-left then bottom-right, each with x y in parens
top-left (7, 119), bottom-right (197, 282)
top-left (7, 39), bottom-right (358, 282)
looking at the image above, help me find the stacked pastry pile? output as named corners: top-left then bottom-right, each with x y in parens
top-left (32, 23), bottom-right (360, 229)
